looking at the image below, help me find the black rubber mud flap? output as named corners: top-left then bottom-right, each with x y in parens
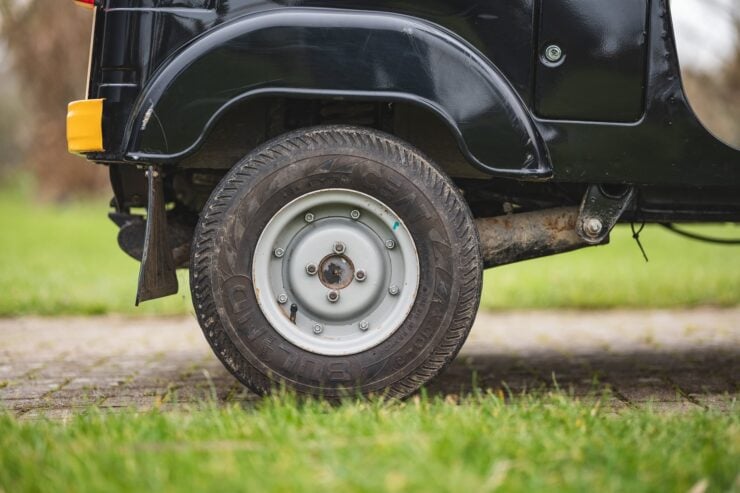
top-left (136, 166), bottom-right (179, 305)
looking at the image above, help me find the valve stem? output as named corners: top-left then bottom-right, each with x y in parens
top-left (290, 303), bottom-right (298, 324)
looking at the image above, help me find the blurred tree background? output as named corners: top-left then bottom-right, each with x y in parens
top-left (0, 0), bottom-right (737, 202)
top-left (678, 0), bottom-right (740, 146)
top-left (0, 0), bottom-right (107, 200)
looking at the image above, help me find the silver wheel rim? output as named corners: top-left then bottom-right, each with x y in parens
top-left (252, 189), bottom-right (420, 356)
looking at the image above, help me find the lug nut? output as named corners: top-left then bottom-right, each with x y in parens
top-left (544, 44), bottom-right (563, 63)
top-left (350, 209), bottom-right (361, 220)
top-left (385, 239), bottom-right (396, 250)
top-left (355, 269), bottom-right (367, 282)
top-left (333, 242), bottom-right (347, 254)
top-left (305, 212), bottom-right (315, 223)
top-left (277, 293), bottom-right (288, 304)
top-left (327, 290), bottom-right (340, 303)
top-left (584, 218), bottom-right (604, 238)
top-left (306, 263), bottom-right (318, 276)
top-left (359, 320), bottom-right (370, 331)
top-left (313, 324), bottom-right (324, 335)
top-left (389, 285), bottom-right (400, 296)
top-left (274, 248), bottom-right (285, 258)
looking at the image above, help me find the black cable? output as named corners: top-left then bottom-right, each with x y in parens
top-left (629, 189), bottom-right (650, 262)
top-left (660, 223), bottom-right (740, 245)
top-left (631, 221), bottom-right (649, 262)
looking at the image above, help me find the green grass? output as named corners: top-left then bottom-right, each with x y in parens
top-left (0, 187), bottom-right (192, 316)
top-left (0, 185), bottom-right (738, 316)
top-left (0, 394), bottom-right (737, 492)
top-left (1, 182), bottom-right (737, 492)
top-left (481, 222), bottom-right (740, 310)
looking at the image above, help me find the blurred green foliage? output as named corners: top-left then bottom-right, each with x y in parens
top-left (0, 180), bottom-right (191, 316)
top-left (482, 221), bottom-right (740, 310)
top-left (0, 182), bottom-right (738, 316)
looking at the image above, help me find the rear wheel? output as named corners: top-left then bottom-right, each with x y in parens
top-left (191, 126), bottom-right (482, 398)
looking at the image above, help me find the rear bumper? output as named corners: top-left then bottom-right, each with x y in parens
top-left (67, 99), bottom-right (104, 154)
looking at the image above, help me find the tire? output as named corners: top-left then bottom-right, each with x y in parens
top-left (190, 125), bottom-right (482, 399)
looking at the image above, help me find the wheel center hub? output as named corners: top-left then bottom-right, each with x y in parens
top-left (319, 254), bottom-right (355, 290)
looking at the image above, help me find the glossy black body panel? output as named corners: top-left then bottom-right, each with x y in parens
top-left (536, 0), bottom-right (739, 187)
top-left (535, 0), bottom-right (648, 121)
top-left (126, 9), bottom-right (547, 176)
top-left (86, 0), bottom-right (739, 193)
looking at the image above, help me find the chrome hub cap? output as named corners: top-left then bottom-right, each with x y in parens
top-left (252, 189), bottom-right (420, 356)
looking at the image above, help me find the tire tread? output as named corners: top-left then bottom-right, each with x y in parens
top-left (191, 125), bottom-right (482, 399)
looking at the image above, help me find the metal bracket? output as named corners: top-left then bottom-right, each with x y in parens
top-left (576, 185), bottom-right (636, 244)
top-left (136, 166), bottom-right (179, 305)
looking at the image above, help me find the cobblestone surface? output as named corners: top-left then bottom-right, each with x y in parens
top-left (1, 308), bottom-right (737, 418)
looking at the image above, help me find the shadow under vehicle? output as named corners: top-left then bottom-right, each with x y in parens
top-left (67, 0), bottom-right (740, 398)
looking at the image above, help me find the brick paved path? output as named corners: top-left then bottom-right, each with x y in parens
top-left (1, 309), bottom-right (737, 418)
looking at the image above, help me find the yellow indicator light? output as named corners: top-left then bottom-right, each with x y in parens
top-left (67, 99), bottom-right (105, 154)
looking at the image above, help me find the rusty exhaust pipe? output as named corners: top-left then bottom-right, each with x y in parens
top-left (475, 207), bottom-right (601, 269)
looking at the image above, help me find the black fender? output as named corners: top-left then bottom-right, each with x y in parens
top-left (124, 8), bottom-right (550, 178)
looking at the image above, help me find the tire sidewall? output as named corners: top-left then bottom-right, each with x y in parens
top-left (192, 127), bottom-right (480, 396)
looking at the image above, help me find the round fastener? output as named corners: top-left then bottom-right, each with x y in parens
top-left (584, 218), bottom-right (604, 238)
top-left (305, 263), bottom-right (318, 276)
top-left (304, 212), bottom-right (316, 223)
top-left (333, 241), bottom-right (347, 254)
top-left (389, 285), bottom-right (400, 296)
top-left (350, 209), bottom-right (361, 220)
top-left (313, 324), bottom-right (324, 335)
top-left (359, 320), bottom-right (370, 331)
top-left (355, 269), bottom-right (367, 282)
top-left (385, 239), bottom-right (396, 250)
top-left (545, 44), bottom-right (563, 63)
top-left (327, 290), bottom-right (340, 303)
top-left (274, 247), bottom-right (285, 258)
top-left (277, 293), bottom-right (288, 304)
